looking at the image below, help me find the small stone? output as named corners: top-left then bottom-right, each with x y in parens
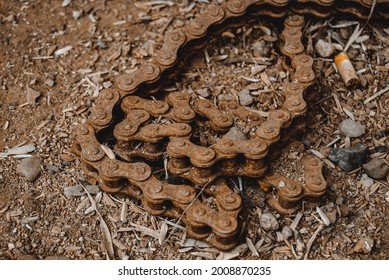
top-left (72, 10), bottom-right (82, 20)
top-left (103, 81), bottom-right (113, 89)
top-left (260, 212), bottom-right (279, 231)
top-left (328, 143), bottom-right (368, 172)
top-left (360, 174), bottom-right (374, 188)
top-left (339, 119), bottom-right (365, 138)
top-left (335, 197), bottom-right (344, 205)
top-left (315, 39), bottom-right (334, 58)
top-left (353, 89), bottom-right (364, 101)
top-left (44, 79), bottom-right (55, 87)
top-left (282, 226), bottom-right (293, 240)
top-left (195, 88), bottom-right (210, 98)
top-left (362, 158), bottom-right (389, 180)
top-left (223, 127), bottom-right (248, 141)
top-left (26, 86), bottom-right (41, 105)
top-left (239, 89), bottom-right (253, 106)
top-left (17, 157), bottom-right (42, 182)
top-left (253, 39), bottom-right (269, 57)
top-left (353, 236), bottom-right (374, 254)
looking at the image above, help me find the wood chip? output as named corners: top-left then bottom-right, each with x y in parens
top-left (363, 86), bottom-right (389, 104)
top-left (120, 201), bottom-right (128, 223)
top-left (113, 239), bottom-right (127, 251)
top-left (130, 222), bottom-right (159, 239)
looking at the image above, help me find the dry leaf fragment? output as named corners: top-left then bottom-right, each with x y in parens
top-left (246, 237), bottom-right (259, 257)
top-left (54, 46), bottom-right (73, 56)
top-left (216, 244), bottom-right (248, 260)
top-left (101, 144), bottom-right (116, 159)
top-left (290, 211), bottom-right (303, 231)
top-left (78, 181), bottom-right (114, 259)
top-left (159, 222), bottom-right (168, 245)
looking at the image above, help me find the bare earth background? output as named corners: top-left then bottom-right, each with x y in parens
top-left (0, 0), bottom-right (388, 260)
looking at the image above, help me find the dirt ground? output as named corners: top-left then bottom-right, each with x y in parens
top-left (0, 0), bottom-right (388, 260)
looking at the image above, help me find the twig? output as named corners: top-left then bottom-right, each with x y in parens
top-left (304, 224), bottom-right (325, 260)
top-left (73, 179), bottom-right (115, 259)
top-left (363, 86), bottom-right (389, 104)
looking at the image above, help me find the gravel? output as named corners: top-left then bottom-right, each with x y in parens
top-left (328, 143), bottom-right (368, 172)
top-left (315, 39), bottom-right (335, 58)
top-left (16, 157), bottom-right (42, 182)
top-left (260, 212), bottom-right (279, 231)
top-left (338, 119), bottom-right (366, 138)
top-left (239, 89), bottom-right (254, 106)
top-left (362, 158), bottom-right (389, 180)
top-left (223, 127), bottom-right (248, 141)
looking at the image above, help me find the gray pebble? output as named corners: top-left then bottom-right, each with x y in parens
top-left (339, 119), bottom-right (365, 138)
top-left (44, 79), bottom-right (55, 87)
top-left (253, 40), bottom-right (269, 57)
top-left (239, 89), bottom-right (253, 106)
top-left (17, 157), bottom-right (42, 182)
top-left (72, 10), bottom-right (82, 20)
top-left (223, 127), bottom-right (248, 141)
top-left (360, 174), bottom-right (374, 188)
top-left (362, 158), bottom-right (389, 180)
top-left (260, 212), bottom-right (279, 231)
top-left (281, 226), bottom-right (293, 240)
top-left (328, 143), bottom-right (368, 172)
top-left (315, 39), bottom-right (334, 58)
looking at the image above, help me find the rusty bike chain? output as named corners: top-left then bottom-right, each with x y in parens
top-left (72, 0), bottom-right (388, 251)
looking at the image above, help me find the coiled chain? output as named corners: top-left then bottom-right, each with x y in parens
top-left (72, 0), bottom-right (388, 250)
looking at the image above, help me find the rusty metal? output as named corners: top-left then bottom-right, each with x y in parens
top-left (72, 0), bottom-right (387, 251)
